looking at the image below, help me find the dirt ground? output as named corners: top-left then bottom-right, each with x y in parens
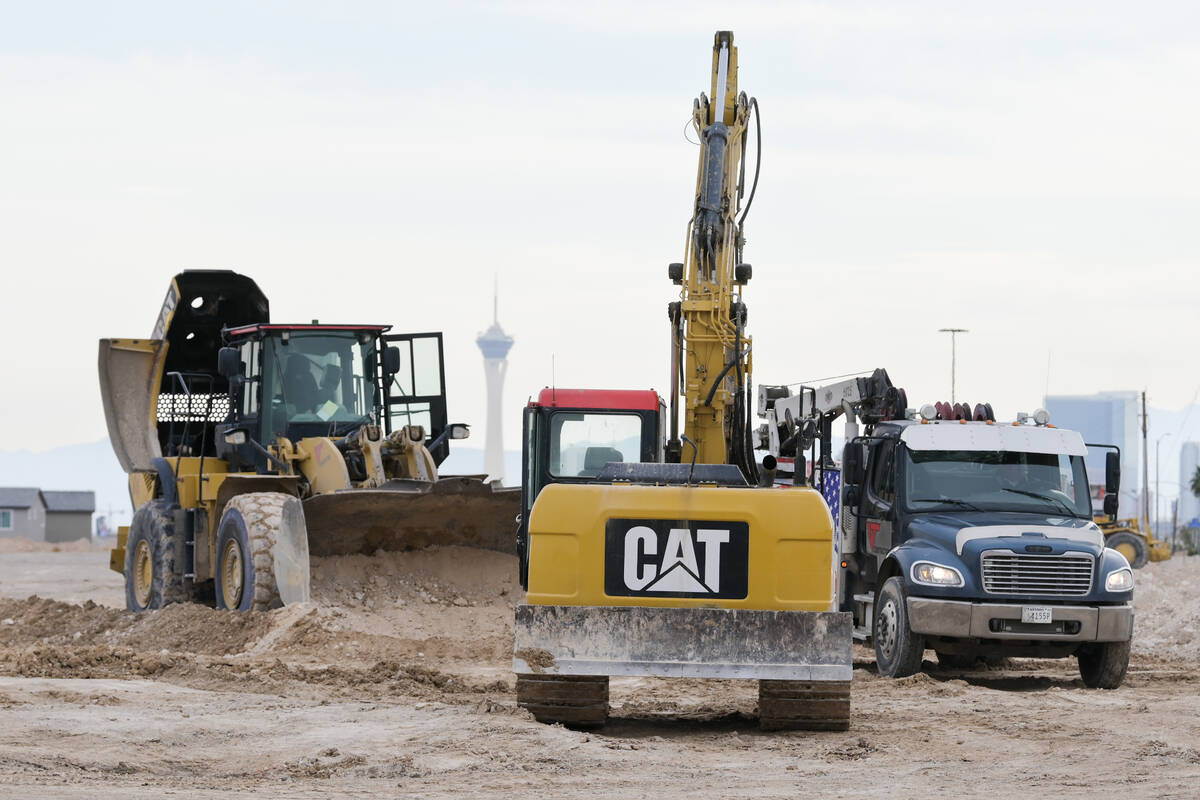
top-left (0, 538), bottom-right (1197, 799)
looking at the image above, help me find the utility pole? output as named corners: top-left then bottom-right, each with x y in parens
top-left (1141, 391), bottom-right (1150, 532)
top-left (1156, 431), bottom-right (1171, 533)
top-left (938, 328), bottom-right (968, 404)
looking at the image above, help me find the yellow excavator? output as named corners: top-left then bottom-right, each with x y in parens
top-left (511, 32), bottom-right (852, 730)
top-left (100, 270), bottom-right (519, 612)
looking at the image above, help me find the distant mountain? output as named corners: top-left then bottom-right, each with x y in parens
top-left (0, 439), bottom-right (521, 530)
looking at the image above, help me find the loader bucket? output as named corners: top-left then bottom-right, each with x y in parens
top-left (301, 477), bottom-right (521, 557)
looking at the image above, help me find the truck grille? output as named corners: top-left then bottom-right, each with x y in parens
top-left (980, 550), bottom-right (1094, 597)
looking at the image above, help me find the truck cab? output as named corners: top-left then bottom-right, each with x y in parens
top-left (517, 388), bottom-right (665, 587)
top-left (838, 412), bottom-right (1134, 687)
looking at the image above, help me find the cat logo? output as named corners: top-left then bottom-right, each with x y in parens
top-left (603, 518), bottom-right (749, 599)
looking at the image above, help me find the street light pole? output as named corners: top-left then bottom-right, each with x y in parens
top-left (1156, 432), bottom-right (1171, 533)
top-left (938, 328), bottom-right (968, 404)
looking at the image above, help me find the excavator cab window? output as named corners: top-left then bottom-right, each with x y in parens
top-left (548, 412), bottom-right (643, 478)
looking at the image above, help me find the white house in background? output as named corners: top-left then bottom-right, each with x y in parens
top-left (0, 487), bottom-right (94, 542)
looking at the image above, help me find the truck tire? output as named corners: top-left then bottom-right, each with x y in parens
top-left (874, 577), bottom-right (925, 678)
top-left (1105, 532), bottom-right (1148, 569)
top-left (214, 493), bottom-right (305, 612)
top-left (124, 499), bottom-right (189, 612)
top-left (1077, 640), bottom-right (1130, 689)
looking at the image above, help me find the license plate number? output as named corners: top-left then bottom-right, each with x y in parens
top-left (1022, 606), bottom-right (1052, 624)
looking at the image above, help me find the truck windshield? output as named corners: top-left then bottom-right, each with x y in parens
top-left (261, 333), bottom-right (378, 438)
top-left (903, 449), bottom-right (1092, 518)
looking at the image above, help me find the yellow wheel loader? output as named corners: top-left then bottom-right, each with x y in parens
top-left (1095, 516), bottom-right (1171, 569)
top-left (511, 32), bottom-right (852, 731)
top-left (101, 269), bottom-right (518, 612)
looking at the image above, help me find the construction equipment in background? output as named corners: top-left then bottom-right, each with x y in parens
top-left (512, 32), bottom-right (852, 731)
top-left (1094, 516), bottom-right (1170, 569)
top-left (100, 270), bottom-right (519, 612)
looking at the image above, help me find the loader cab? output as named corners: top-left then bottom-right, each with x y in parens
top-left (216, 324), bottom-right (451, 471)
top-left (517, 388), bottom-right (666, 586)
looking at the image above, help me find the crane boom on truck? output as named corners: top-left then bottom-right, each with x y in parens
top-left (512, 32), bottom-right (853, 731)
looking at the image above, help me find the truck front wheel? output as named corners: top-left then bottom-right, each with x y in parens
top-left (874, 577), bottom-right (925, 678)
top-left (1077, 640), bottom-right (1130, 689)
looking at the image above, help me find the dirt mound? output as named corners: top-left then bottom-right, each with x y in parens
top-left (1131, 555), bottom-right (1200, 659)
top-left (0, 545), bottom-right (523, 699)
top-left (0, 536), bottom-right (110, 553)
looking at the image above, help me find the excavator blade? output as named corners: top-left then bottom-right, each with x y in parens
top-left (301, 477), bottom-right (521, 557)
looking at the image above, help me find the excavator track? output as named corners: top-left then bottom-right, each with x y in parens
top-left (758, 680), bottom-right (851, 731)
top-left (516, 674), bottom-right (609, 728)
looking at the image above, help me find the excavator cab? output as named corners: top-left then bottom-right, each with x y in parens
top-left (517, 388), bottom-right (665, 588)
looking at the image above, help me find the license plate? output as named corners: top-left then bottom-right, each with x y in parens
top-left (1022, 606), bottom-right (1052, 624)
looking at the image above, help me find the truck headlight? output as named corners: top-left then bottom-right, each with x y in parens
top-left (1105, 568), bottom-right (1134, 592)
top-left (911, 561), bottom-right (965, 587)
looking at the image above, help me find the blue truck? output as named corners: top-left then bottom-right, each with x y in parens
top-left (759, 374), bottom-right (1134, 688)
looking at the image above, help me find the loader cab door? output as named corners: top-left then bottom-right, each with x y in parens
top-left (381, 332), bottom-right (450, 465)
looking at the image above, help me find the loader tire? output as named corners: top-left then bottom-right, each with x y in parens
top-left (1077, 639), bottom-right (1130, 689)
top-left (516, 674), bottom-right (608, 728)
top-left (758, 680), bottom-right (851, 731)
top-left (873, 577), bottom-right (925, 679)
top-left (125, 499), bottom-right (189, 612)
top-left (1105, 532), bottom-right (1148, 569)
top-left (214, 493), bottom-right (307, 612)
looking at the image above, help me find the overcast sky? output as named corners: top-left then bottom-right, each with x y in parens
top-left (2, 2), bottom-right (1198, 483)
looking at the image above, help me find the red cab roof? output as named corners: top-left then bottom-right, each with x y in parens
top-left (532, 387), bottom-right (661, 411)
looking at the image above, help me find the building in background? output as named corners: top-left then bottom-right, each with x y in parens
top-left (43, 491), bottom-right (97, 542)
top-left (1045, 392), bottom-right (1140, 518)
top-left (476, 287), bottom-right (514, 484)
top-left (1181, 441), bottom-right (1200, 526)
top-left (0, 488), bottom-right (94, 542)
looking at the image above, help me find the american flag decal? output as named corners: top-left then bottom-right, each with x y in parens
top-left (820, 468), bottom-right (841, 529)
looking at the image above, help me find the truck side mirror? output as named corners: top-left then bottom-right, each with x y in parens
top-left (383, 346), bottom-right (401, 375)
top-left (843, 484), bottom-right (862, 508)
top-left (1105, 451), bottom-right (1120, 494)
top-left (1102, 493), bottom-right (1119, 518)
top-left (217, 347), bottom-right (241, 378)
top-left (842, 443), bottom-right (866, 486)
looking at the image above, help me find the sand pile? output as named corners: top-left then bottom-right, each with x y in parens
top-left (0, 536), bottom-right (111, 553)
top-left (0, 545), bottom-right (522, 692)
top-left (1131, 555), bottom-right (1200, 659)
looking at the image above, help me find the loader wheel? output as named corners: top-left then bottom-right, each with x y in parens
top-left (124, 500), bottom-right (188, 612)
top-left (1106, 532), bottom-right (1148, 569)
top-left (1077, 640), bottom-right (1130, 689)
top-left (758, 680), bottom-right (851, 731)
top-left (873, 577), bottom-right (925, 678)
top-left (214, 493), bottom-right (310, 612)
top-left (516, 674), bottom-right (608, 728)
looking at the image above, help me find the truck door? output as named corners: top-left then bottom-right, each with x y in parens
top-left (861, 439), bottom-right (898, 559)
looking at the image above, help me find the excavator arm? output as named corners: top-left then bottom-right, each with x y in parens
top-left (667, 31), bottom-right (761, 481)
